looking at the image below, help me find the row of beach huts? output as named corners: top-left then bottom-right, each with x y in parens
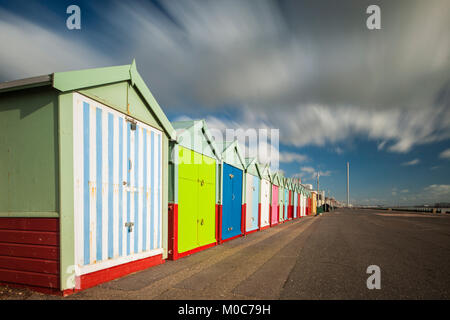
top-left (0, 62), bottom-right (322, 295)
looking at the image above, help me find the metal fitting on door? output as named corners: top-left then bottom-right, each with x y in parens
top-left (125, 222), bottom-right (134, 232)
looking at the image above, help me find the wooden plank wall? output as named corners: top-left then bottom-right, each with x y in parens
top-left (0, 218), bottom-right (60, 291)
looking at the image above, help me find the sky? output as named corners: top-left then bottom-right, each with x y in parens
top-left (0, 0), bottom-right (449, 206)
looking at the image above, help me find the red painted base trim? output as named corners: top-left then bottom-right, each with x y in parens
top-left (257, 203), bottom-right (262, 231)
top-left (167, 203), bottom-right (178, 260)
top-left (175, 242), bottom-right (217, 260)
top-left (245, 229), bottom-right (258, 235)
top-left (217, 204), bottom-right (223, 244)
top-left (241, 204), bottom-right (246, 235)
top-left (220, 233), bottom-right (242, 244)
top-left (260, 225), bottom-right (270, 231)
top-left (69, 254), bottom-right (165, 294)
top-left (288, 205), bottom-right (294, 220)
top-left (269, 203), bottom-right (272, 227)
top-left (215, 204), bottom-right (219, 243)
top-left (168, 203), bottom-right (218, 261)
top-left (0, 217), bottom-right (60, 294)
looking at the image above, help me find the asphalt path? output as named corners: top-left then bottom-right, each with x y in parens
top-left (2, 208), bottom-right (449, 299)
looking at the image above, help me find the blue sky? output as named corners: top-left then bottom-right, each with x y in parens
top-left (0, 0), bottom-right (449, 205)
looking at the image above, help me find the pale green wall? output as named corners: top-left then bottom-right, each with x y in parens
top-left (0, 79), bottom-right (171, 290)
top-left (58, 92), bottom-right (75, 290)
top-left (0, 87), bottom-right (59, 216)
top-left (79, 82), bottom-right (164, 133)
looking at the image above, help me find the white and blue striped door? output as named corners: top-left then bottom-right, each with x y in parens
top-left (293, 192), bottom-right (298, 218)
top-left (73, 93), bottom-right (163, 277)
top-left (260, 179), bottom-right (270, 228)
top-left (245, 173), bottom-right (259, 232)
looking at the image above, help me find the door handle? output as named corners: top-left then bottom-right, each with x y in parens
top-left (125, 222), bottom-right (134, 232)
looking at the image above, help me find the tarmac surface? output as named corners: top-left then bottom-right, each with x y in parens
top-left (1, 208), bottom-right (450, 300)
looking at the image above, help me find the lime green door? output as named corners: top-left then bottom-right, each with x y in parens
top-left (197, 154), bottom-right (216, 247)
top-left (178, 147), bottom-right (199, 253)
top-left (178, 178), bottom-right (198, 253)
top-left (178, 147), bottom-right (216, 253)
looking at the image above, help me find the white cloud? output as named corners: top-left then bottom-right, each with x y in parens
top-left (402, 159), bottom-right (420, 166)
top-left (1, 1), bottom-right (449, 154)
top-left (424, 184), bottom-right (450, 196)
top-left (391, 187), bottom-right (398, 196)
top-left (377, 141), bottom-right (387, 151)
top-left (0, 9), bottom-right (112, 80)
top-left (300, 166), bottom-right (315, 174)
top-left (318, 170), bottom-right (331, 177)
top-left (390, 184), bottom-right (450, 205)
top-left (278, 152), bottom-right (308, 163)
top-left (439, 148), bottom-right (450, 159)
top-left (295, 166), bottom-right (331, 181)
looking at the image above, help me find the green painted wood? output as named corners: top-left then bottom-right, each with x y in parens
top-left (127, 84), bottom-right (166, 132)
top-left (53, 64), bottom-right (130, 93)
top-left (79, 82), bottom-right (128, 115)
top-left (128, 62), bottom-right (176, 140)
top-left (0, 87), bottom-right (59, 214)
top-left (218, 141), bottom-right (245, 170)
top-left (0, 212), bottom-right (59, 218)
top-left (53, 61), bottom-right (176, 140)
top-left (172, 120), bottom-right (220, 160)
top-left (58, 92), bottom-right (75, 290)
top-left (161, 134), bottom-right (169, 259)
top-left (79, 83), bottom-right (164, 133)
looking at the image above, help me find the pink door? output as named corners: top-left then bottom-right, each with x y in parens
top-left (271, 185), bottom-right (279, 225)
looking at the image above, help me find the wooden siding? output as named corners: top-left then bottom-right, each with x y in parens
top-left (0, 218), bottom-right (60, 290)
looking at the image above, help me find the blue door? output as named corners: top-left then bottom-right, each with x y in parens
top-left (222, 163), bottom-right (243, 240)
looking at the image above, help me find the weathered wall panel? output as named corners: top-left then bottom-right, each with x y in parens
top-left (0, 217), bottom-right (60, 291)
top-left (0, 87), bottom-right (58, 214)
